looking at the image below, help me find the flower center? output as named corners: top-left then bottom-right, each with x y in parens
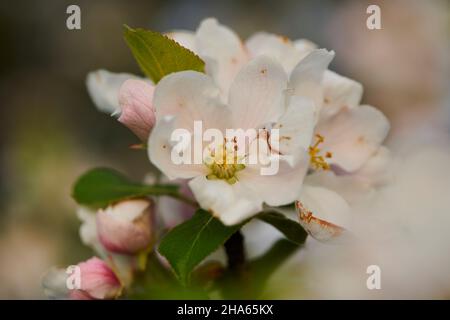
top-left (205, 140), bottom-right (245, 185)
top-left (309, 134), bottom-right (332, 170)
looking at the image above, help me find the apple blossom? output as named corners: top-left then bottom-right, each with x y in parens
top-left (118, 79), bottom-right (156, 141)
top-left (148, 49), bottom-right (334, 225)
top-left (74, 257), bottom-right (122, 299)
top-left (86, 70), bottom-right (156, 141)
top-left (296, 71), bottom-right (390, 242)
top-left (42, 257), bottom-right (122, 300)
top-left (167, 18), bottom-right (318, 98)
top-left (97, 199), bottom-right (154, 255)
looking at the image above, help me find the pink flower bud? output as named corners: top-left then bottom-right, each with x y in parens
top-left (118, 79), bottom-right (156, 141)
top-left (71, 257), bottom-right (122, 300)
top-left (97, 199), bottom-right (153, 255)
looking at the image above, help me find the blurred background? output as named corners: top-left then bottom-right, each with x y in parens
top-left (0, 0), bottom-right (449, 298)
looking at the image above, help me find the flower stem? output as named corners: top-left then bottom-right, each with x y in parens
top-left (224, 230), bottom-right (246, 272)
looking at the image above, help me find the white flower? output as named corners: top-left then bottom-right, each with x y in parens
top-left (148, 50), bottom-right (334, 225)
top-left (167, 18), bottom-right (317, 98)
top-left (296, 71), bottom-right (391, 242)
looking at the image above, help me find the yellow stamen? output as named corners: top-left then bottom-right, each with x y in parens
top-left (205, 141), bottom-right (245, 185)
top-left (309, 134), bottom-right (332, 171)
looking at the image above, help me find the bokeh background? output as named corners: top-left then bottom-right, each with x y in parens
top-left (0, 0), bottom-right (449, 298)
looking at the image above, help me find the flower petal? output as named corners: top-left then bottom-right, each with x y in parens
top-left (86, 70), bottom-right (141, 115)
top-left (293, 38), bottom-right (317, 53)
top-left (239, 152), bottom-right (309, 207)
top-left (165, 30), bottom-right (197, 53)
top-left (320, 70), bottom-right (363, 121)
top-left (153, 70), bottom-right (232, 132)
top-left (78, 257), bottom-right (122, 299)
top-left (246, 32), bottom-right (310, 74)
top-left (305, 170), bottom-right (373, 205)
top-left (196, 18), bottom-right (248, 97)
top-left (354, 145), bottom-right (392, 187)
top-left (77, 207), bottom-right (105, 255)
top-left (289, 49), bottom-right (335, 117)
top-left (148, 116), bottom-right (207, 180)
top-left (118, 79), bottom-right (156, 141)
top-left (188, 175), bottom-right (262, 226)
top-left (228, 55), bottom-right (288, 129)
top-left (317, 105), bottom-right (390, 172)
top-left (273, 96), bottom-right (316, 164)
top-left (296, 185), bottom-right (352, 242)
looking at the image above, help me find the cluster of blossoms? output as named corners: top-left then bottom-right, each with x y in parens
top-left (44, 18), bottom-right (390, 299)
top-left (43, 199), bottom-right (153, 299)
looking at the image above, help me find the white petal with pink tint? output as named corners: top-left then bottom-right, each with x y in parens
top-left (96, 199), bottom-right (153, 255)
top-left (148, 116), bottom-right (207, 180)
top-left (228, 55), bottom-right (287, 130)
top-left (77, 257), bottom-right (122, 299)
top-left (118, 79), bottom-right (156, 141)
top-left (239, 152), bottom-right (309, 207)
top-left (289, 49), bottom-right (334, 117)
top-left (320, 70), bottom-right (363, 121)
top-left (317, 105), bottom-right (390, 172)
top-left (153, 71), bottom-right (232, 132)
top-left (273, 96), bottom-right (316, 165)
top-left (196, 18), bottom-right (248, 97)
top-left (246, 32), bottom-right (309, 74)
top-left (86, 69), bottom-right (140, 115)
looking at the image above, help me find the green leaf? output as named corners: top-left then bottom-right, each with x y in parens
top-left (124, 25), bottom-right (205, 83)
top-left (257, 211), bottom-right (307, 245)
top-left (158, 209), bottom-right (242, 286)
top-left (72, 168), bottom-right (178, 208)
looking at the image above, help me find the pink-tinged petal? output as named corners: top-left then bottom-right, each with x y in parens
top-left (320, 70), bottom-right (363, 122)
top-left (153, 71), bottom-right (232, 132)
top-left (317, 105), bottom-right (390, 172)
top-left (97, 199), bottom-right (153, 255)
top-left (228, 55), bottom-right (288, 130)
top-left (68, 290), bottom-right (94, 300)
top-left (273, 96), bottom-right (316, 165)
top-left (196, 18), bottom-right (249, 97)
top-left (77, 257), bottom-right (122, 299)
top-left (246, 32), bottom-right (311, 74)
top-left (289, 49), bottom-right (335, 117)
top-left (148, 116), bottom-right (208, 180)
top-left (86, 69), bottom-right (140, 115)
top-left (239, 152), bottom-right (309, 207)
top-left (118, 79), bottom-right (156, 141)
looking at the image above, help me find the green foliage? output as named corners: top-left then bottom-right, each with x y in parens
top-left (257, 211), bottom-right (308, 245)
top-left (124, 25), bottom-right (205, 83)
top-left (158, 209), bottom-right (242, 286)
top-left (72, 168), bottom-right (178, 208)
